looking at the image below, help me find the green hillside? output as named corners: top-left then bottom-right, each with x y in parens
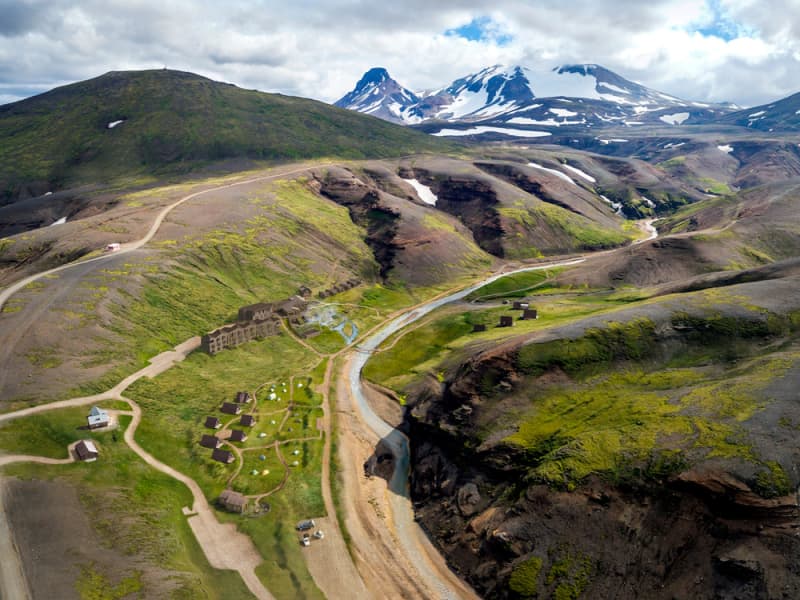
top-left (0, 69), bottom-right (452, 201)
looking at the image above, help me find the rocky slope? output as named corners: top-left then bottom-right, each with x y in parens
top-left (403, 277), bottom-right (800, 599)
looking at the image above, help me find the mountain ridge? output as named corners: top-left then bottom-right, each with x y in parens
top-left (335, 63), bottom-right (739, 129)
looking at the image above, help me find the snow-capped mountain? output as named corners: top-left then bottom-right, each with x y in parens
top-left (334, 67), bottom-right (419, 123)
top-left (335, 64), bottom-right (736, 131)
top-left (404, 65), bottom-right (535, 122)
top-left (717, 91), bottom-right (800, 131)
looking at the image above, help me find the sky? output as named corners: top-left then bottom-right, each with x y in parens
top-left (1, 0), bottom-right (799, 108)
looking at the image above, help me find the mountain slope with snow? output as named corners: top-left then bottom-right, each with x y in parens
top-left (717, 91), bottom-right (800, 131)
top-left (333, 67), bottom-right (420, 123)
top-left (335, 64), bottom-right (736, 132)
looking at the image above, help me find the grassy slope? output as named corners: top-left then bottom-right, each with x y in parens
top-left (0, 69), bottom-right (452, 199)
top-left (365, 269), bottom-right (800, 495)
top-left (2, 416), bottom-right (253, 599)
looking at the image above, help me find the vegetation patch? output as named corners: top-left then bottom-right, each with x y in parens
top-left (509, 555), bottom-right (543, 597)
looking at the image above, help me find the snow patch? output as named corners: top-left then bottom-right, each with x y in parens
top-left (659, 112), bottom-right (690, 125)
top-left (748, 110), bottom-right (766, 118)
top-left (641, 196), bottom-right (656, 209)
top-left (663, 142), bottom-right (685, 149)
top-left (717, 144), bottom-right (733, 154)
top-left (402, 178), bottom-right (437, 206)
top-left (600, 194), bottom-right (624, 215)
top-left (50, 216), bottom-right (67, 226)
top-left (107, 120), bottom-right (124, 129)
top-left (527, 162), bottom-right (575, 185)
top-left (432, 126), bottom-right (551, 138)
top-left (598, 138), bottom-right (629, 144)
top-left (549, 107), bottom-right (578, 117)
top-left (562, 163), bottom-right (596, 183)
top-left (506, 116), bottom-right (585, 127)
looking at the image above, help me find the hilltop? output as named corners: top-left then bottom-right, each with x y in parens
top-left (0, 69), bottom-right (451, 202)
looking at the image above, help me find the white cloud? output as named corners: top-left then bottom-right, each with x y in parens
top-left (0, 0), bottom-right (797, 108)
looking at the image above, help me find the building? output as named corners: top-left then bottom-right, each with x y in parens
top-left (229, 429), bottom-right (248, 443)
top-left (200, 434), bottom-right (221, 449)
top-left (87, 406), bottom-right (109, 429)
top-left (205, 416), bottom-right (221, 429)
top-left (221, 402), bottom-right (242, 415)
top-left (211, 449), bottom-right (235, 464)
top-left (201, 318), bottom-right (281, 355)
top-left (74, 440), bottom-right (99, 462)
top-left (499, 316), bottom-right (514, 327)
top-left (522, 308), bottom-right (538, 320)
top-left (218, 489), bottom-right (248, 513)
top-left (235, 391), bottom-right (250, 403)
top-left (240, 415), bottom-right (256, 427)
top-left (238, 302), bottom-right (275, 322)
top-left (472, 323), bottom-right (487, 333)
top-left (513, 299), bottom-right (532, 310)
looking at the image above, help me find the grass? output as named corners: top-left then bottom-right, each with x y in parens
top-left (504, 325), bottom-right (795, 490)
top-left (0, 402), bottom-right (125, 458)
top-left (509, 556), bottom-right (543, 597)
top-left (466, 269), bottom-right (561, 301)
top-left (0, 68), bottom-right (453, 202)
top-left (1, 416), bottom-right (253, 599)
top-left (364, 290), bottom-right (636, 393)
top-left (125, 334), bottom-right (326, 597)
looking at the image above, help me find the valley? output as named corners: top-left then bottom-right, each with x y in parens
top-left (0, 62), bottom-right (799, 600)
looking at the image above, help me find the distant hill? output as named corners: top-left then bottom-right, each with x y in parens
top-left (0, 69), bottom-right (451, 202)
top-left (716, 91), bottom-right (800, 131)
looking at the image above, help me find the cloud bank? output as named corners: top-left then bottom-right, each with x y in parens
top-left (0, 0), bottom-right (798, 107)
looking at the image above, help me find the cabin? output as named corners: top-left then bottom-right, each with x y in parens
top-left (211, 448), bottom-right (235, 464)
top-left (218, 489), bottom-right (248, 513)
top-left (499, 316), bottom-right (514, 327)
top-left (512, 299), bottom-right (532, 310)
top-left (87, 406), bottom-right (109, 429)
top-left (522, 308), bottom-right (538, 320)
top-left (221, 402), bottom-right (241, 415)
top-left (204, 416), bottom-right (221, 429)
top-left (74, 440), bottom-right (99, 462)
top-left (240, 415), bottom-right (256, 427)
top-left (229, 429), bottom-right (248, 443)
top-left (471, 323), bottom-right (487, 333)
top-left (235, 391), bottom-right (250, 403)
top-left (200, 434), bottom-right (221, 449)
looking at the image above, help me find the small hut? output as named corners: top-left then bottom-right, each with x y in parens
top-left (221, 402), bottom-right (241, 415)
top-left (229, 429), bottom-right (248, 443)
top-left (74, 440), bottom-right (99, 462)
top-left (235, 391), bottom-right (250, 404)
top-left (521, 308), bottom-right (538, 320)
top-left (200, 434), bottom-right (221, 449)
top-left (471, 323), bottom-right (487, 333)
top-left (219, 489), bottom-right (248, 513)
top-left (205, 416), bottom-right (221, 429)
top-left (499, 316), bottom-right (514, 327)
top-left (211, 449), bottom-right (235, 464)
top-left (240, 415), bottom-right (256, 427)
top-left (87, 406), bottom-right (109, 430)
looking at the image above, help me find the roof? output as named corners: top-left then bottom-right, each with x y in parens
top-left (240, 415), bottom-right (255, 426)
top-left (89, 406), bottom-right (108, 418)
top-left (211, 448), bottom-right (234, 463)
top-left (200, 434), bottom-right (220, 449)
top-left (221, 402), bottom-right (241, 414)
top-left (230, 429), bottom-right (247, 442)
top-left (75, 440), bottom-right (99, 460)
top-left (88, 414), bottom-right (108, 427)
top-left (219, 489), bottom-right (248, 507)
top-left (205, 416), bottom-right (220, 427)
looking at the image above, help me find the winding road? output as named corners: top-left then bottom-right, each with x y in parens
top-left (0, 154), bottom-right (661, 600)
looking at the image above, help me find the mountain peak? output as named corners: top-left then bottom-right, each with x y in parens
top-left (334, 67), bottom-right (420, 123)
